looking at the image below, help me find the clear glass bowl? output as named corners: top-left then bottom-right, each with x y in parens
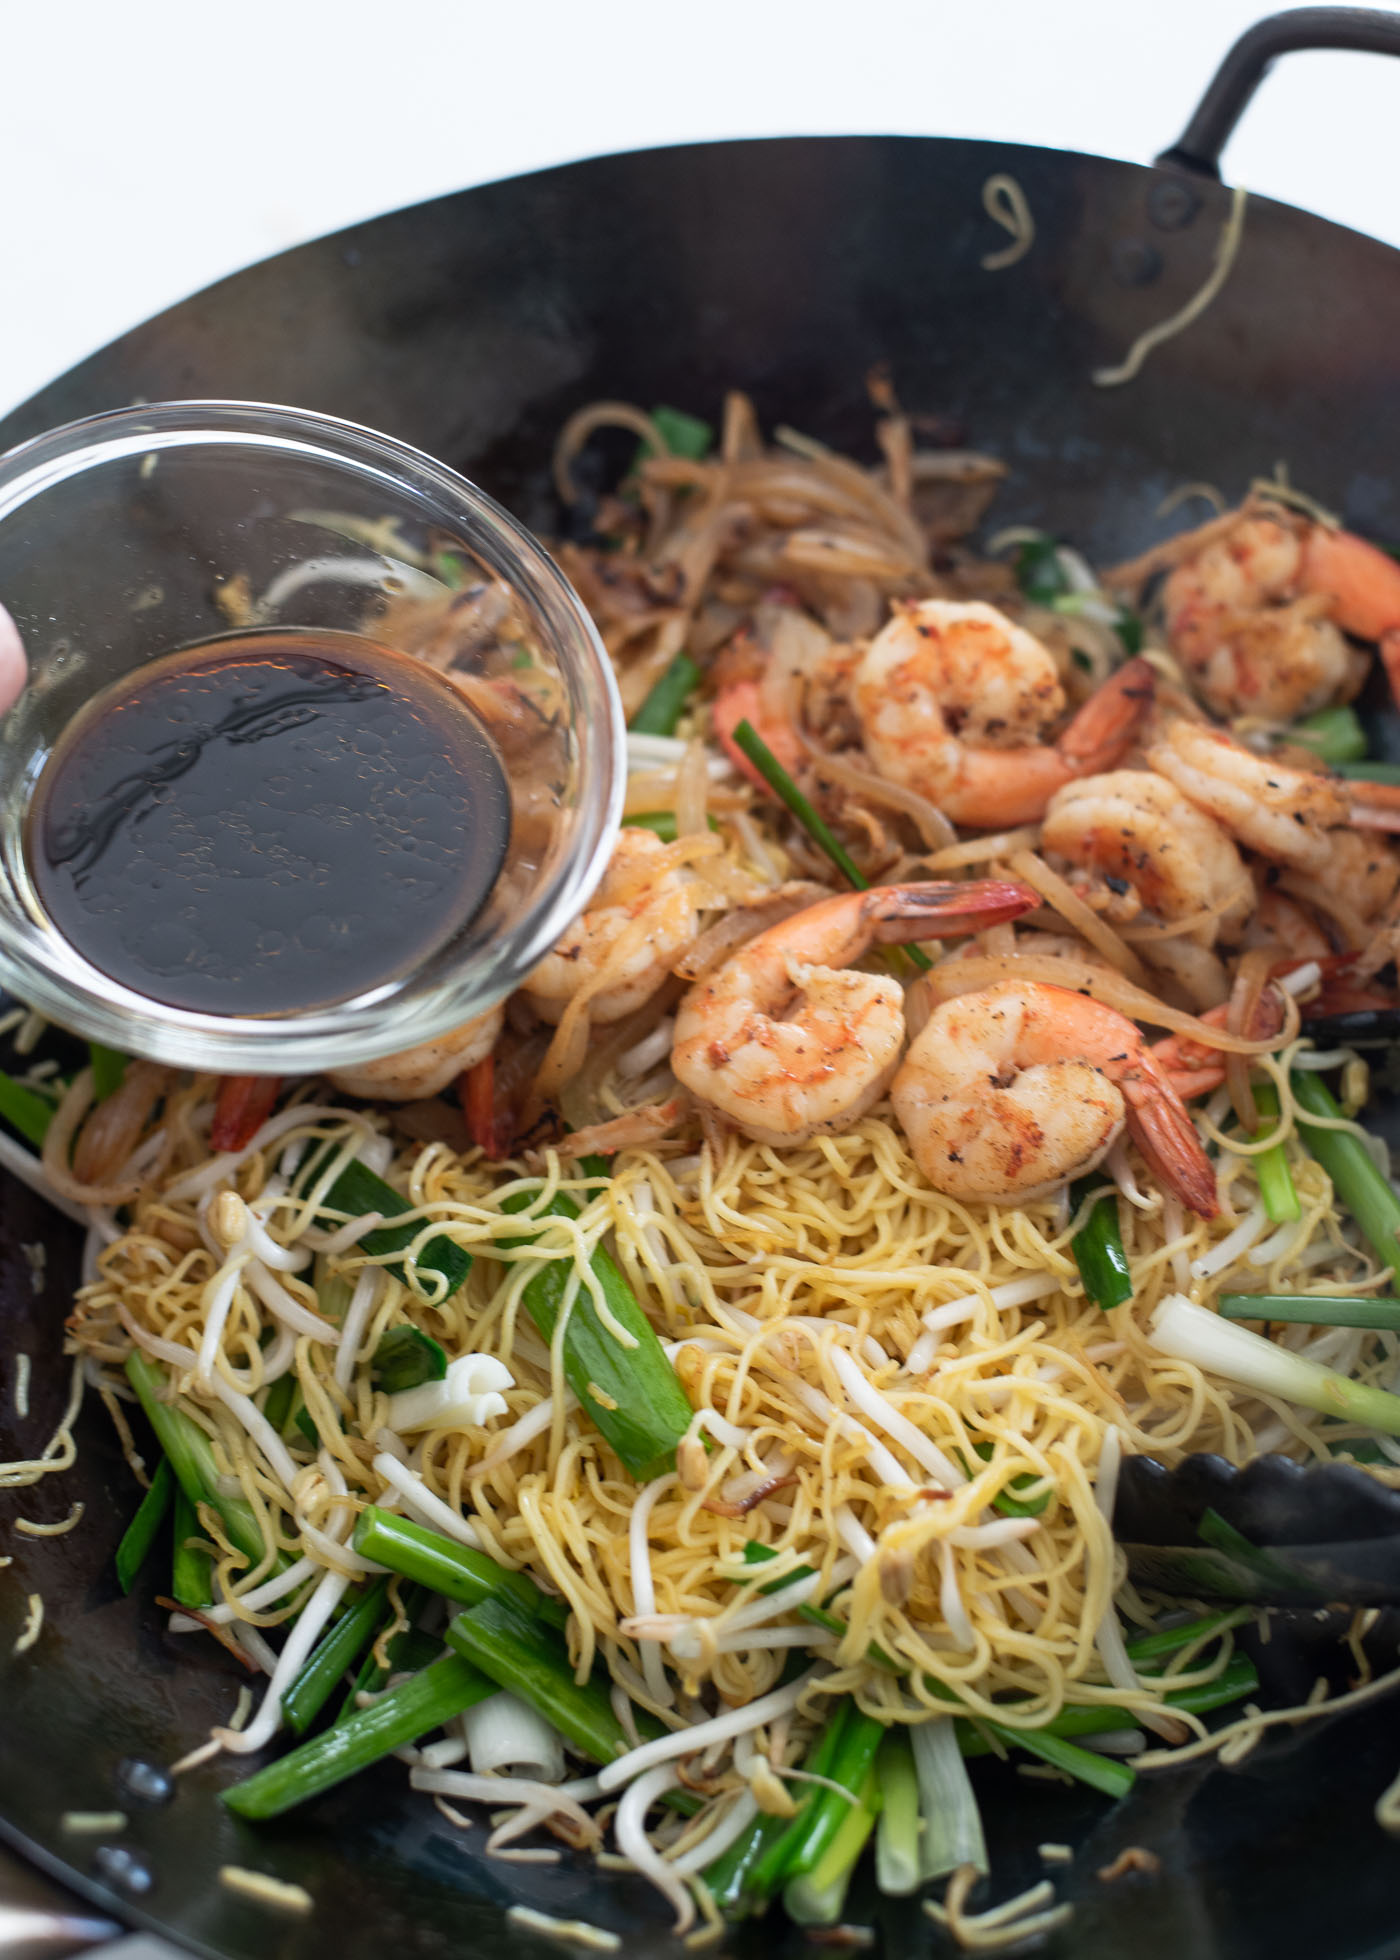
top-left (0, 401), bottom-right (624, 1071)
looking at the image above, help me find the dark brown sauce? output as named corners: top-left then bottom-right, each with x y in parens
top-left (27, 630), bottom-right (511, 1015)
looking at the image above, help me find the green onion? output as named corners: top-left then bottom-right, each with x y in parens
top-left (1291, 1069), bottom-right (1400, 1277)
top-left (958, 1654), bottom-right (1259, 1751)
top-left (125, 1352), bottom-right (272, 1571)
top-left (433, 549), bottom-right (469, 589)
top-left (783, 1767), bottom-right (879, 1927)
top-left (1002, 1726), bottom-right (1134, 1800)
top-left (1150, 1290), bottom-right (1400, 1436)
top-left (0, 1070), bottom-right (55, 1147)
top-left (1219, 1293), bottom-right (1400, 1329)
top-left (1113, 608), bottom-right (1144, 655)
top-left (1013, 535), bottom-right (1070, 604)
top-left (282, 1576), bottom-right (390, 1736)
top-left (749, 1704), bottom-right (884, 1898)
top-left (1070, 1176), bottom-right (1133, 1310)
top-left (371, 1325), bottom-right (447, 1393)
top-left (912, 1716), bottom-right (987, 1881)
top-left (954, 1443), bottom-right (1052, 1520)
top-left (1123, 1608), bottom-right (1246, 1664)
top-left (297, 1146), bottom-right (472, 1299)
top-left (622, 810), bottom-right (719, 841)
top-left (497, 1185), bottom-right (692, 1480)
top-left (1251, 1080), bottom-right (1300, 1224)
top-left (260, 1372), bottom-right (299, 1437)
top-left (170, 1489), bottom-right (213, 1609)
top-left (630, 653), bottom-right (702, 737)
top-left (88, 1043), bottom-right (129, 1102)
top-left (1291, 704), bottom-right (1368, 764)
top-left (221, 1652), bottom-right (495, 1819)
top-left (352, 1508), bottom-right (568, 1626)
top-left (874, 1731), bottom-right (922, 1896)
top-left (703, 1812), bottom-right (791, 1917)
top-left (445, 1594), bottom-right (635, 1765)
top-left (114, 1458), bottom-right (173, 1594)
top-left (1336, 760), bottom-right (1400, 784)
top-left (649, 406), bottom-right (714, 460)
top-left (340, 1588), bottom-right (432, 1717)
top-left (730, 717), bottom-right (932, 973)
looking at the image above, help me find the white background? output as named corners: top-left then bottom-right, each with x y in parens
top-left (1, 0), bottom-right (1398, 420)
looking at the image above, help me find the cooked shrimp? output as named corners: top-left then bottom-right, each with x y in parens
top-left (1162, 514), bottom-right (1360, 721)
top-left (1146, 718), bottom-right (1349, 871)
top-left (523, 826), bottom-right (702, 1025)
top-left (891, 980), bottom-right (1218, 1215)
top-left (1239, 885), bottom-right (1334, 962)
top-left (852, 600), bottom-right (1154, 826)
top-left (1041, 769), bottom-right (1252, 945)
top-left (671, 880), bottom-right (1038, 1145)
top-left (328, 1004), bottom-right (503, 1102)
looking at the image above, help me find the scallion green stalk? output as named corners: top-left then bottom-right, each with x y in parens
top-left (125, 1352), bottom-right (271, 1571)
top-left (1251, 1080), bottom-right (1300, 1224)
top-left (1150, 1291), bottom-right (1400, 1435)
top-left (783, 1767), bottom-right (879, 1926)
top-left (0, 1070), bottom-right (55, 1147)
top-left (170, 1488), bottom-right (213, 1608)
top-left (730, 718), bottom-right (932, 972)
top-left (114, 1458), bottom-right (173, 1594)
top-left (297, 1146), bottom-right (471, 1298)
top-left (221, 1652), bottom-right (495, 1819)
top-left (88, 1042), bottom-right (129, 1101)
top-left (1291, 1069), bottom-right (1400, 1276)
top-left (874, 1731), bottom-right (921, 1897)
top-left (1291, 704), bottom-right (1368, 763)
top-left (282, 1575), bottom-right (390, 1735)
top-left (1219, 1293), bottom-right (1400, 1329)
top-left (444, 1594), bottom-right (634, 1765)
top-left (1336, 760), bottom-right (1400, 785)
top-left (497, 1186), bottom-right (692, 1481)
top-left (630, 653), bottom-right (702, 736)
top-left (352, 1507), bottom-right (567, 1625)
top-left (1069, 1177), bottom-right (1133, 1309)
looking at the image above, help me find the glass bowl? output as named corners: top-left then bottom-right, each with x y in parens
top-left (0, 400), bottom-right (624, 1072)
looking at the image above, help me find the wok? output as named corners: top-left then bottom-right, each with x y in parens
top-left (5, 8), bottom-right (1400, 1957)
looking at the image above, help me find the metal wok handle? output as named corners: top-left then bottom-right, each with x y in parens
top-left (1158, 4), bottom-right (1400, 175)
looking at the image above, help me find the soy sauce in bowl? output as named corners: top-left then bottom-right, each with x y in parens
top-left (26, 629), bottom-right (511, 1016)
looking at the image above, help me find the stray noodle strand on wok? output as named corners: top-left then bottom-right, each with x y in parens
top-left (20, 387), bottom-right (1400, 1944)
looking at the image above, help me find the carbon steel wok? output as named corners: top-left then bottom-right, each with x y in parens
top-left (6, 9), bottom-right (1400, 1959)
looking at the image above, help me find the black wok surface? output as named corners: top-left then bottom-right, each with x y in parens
top-left (5, 128), bottom-right (1400, 1958)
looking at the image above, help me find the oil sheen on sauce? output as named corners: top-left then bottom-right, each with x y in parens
top-left (26, 630), bottom-right (511, 1015)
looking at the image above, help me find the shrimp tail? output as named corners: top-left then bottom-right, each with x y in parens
top-left (711, 679), bottom-right (804, 792)
top-left (1056, 657), bottom-right (1156, 773)
top-left (862, 879), bottom-right (1040, 943)
top-left (210, 1075), bottom-right (282, 1153)
top-left (1300, 526), bottom-right (1400, 646)
top-left (1119, 1058), bottom-right (1219, 1218)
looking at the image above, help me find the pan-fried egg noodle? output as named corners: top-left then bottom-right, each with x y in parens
top-left (19, 385), bottom-right (1400, 1947)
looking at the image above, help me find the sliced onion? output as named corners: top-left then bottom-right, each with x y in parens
top-left (925, 951), bottom-right (1297, 1053)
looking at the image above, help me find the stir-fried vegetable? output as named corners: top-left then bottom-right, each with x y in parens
top-left (297, 1145), bottom-right (472, 1298)
top-left (1291, 1071), bottom-right (1400, 1277)
top-left (1070, 1177), bottom-right (1134, 1309)
top-left (281, 1576), bottom-right (390, 1736)
top-left (0, 1070), bottom-right (55, 1146)
top-left (1219, 1293), bottom-right (1400, 1330)
top-left (353, 1508), bottom-right (568, 1625)
top-left (497, 1185), bottom-right (692, 1480)
top-left (1251, 1080), bottom-right (1301, 1225)
top-left (114, 1458), bottom-right (173, 1594)
top-left (630, 652), bottom-right (702, 736)
top-left (222, 1653), bottom-right (494, 1819)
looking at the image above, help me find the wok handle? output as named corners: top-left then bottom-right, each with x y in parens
top-left (1158, 4), bottom-right (1400, 176)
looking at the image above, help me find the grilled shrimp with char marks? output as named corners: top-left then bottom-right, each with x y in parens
top-left (672, 880), bottom-right (1037, 1145)
top-left (891, 979), bottom-right (1218, 1215)
top-left (852, 599), bottom-right (1155, 827)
